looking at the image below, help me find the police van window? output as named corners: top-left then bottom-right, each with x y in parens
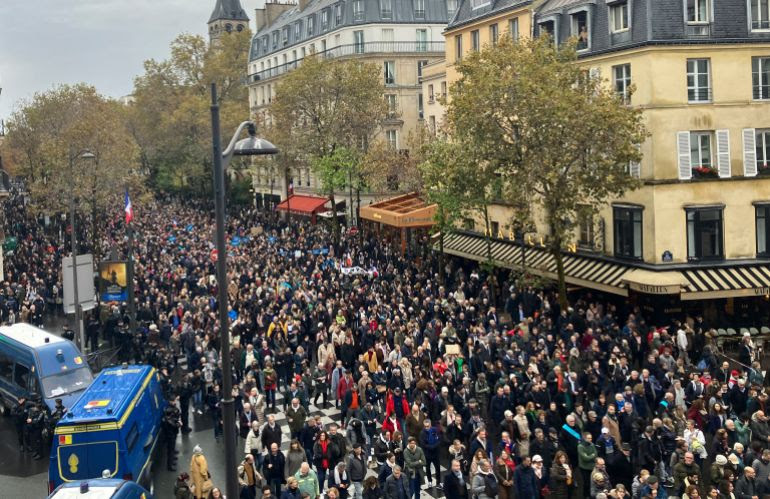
top-left (13, 363), bottom-right (30, 390)
top-left (29, 375), bottom-right (40, 395)
top-left (126, 423), bottom-right (139, 452)
top-left (0, 354), bottom-right (13, 382)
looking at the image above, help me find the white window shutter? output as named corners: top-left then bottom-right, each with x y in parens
top-left (716, 129), bottom-right (731, 178)
top-left (629, 160), bottom-right (641, 178)
top-left (743, 128), bottom-right (757, 177)
top-left (677, 131), bottom-right (692, 180)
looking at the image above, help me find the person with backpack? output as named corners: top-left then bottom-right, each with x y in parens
top-left (419, 419), bottom-right (441, 487)
top-left (471, 459), bottom-right (498, 499)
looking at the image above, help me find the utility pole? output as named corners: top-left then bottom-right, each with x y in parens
top-left (69, 154), bottom-right (84, 350)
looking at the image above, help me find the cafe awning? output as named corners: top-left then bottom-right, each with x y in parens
top-left (437, 231), bottom-right (770, 300)
top-left (275, 195), bottom-right (329, 215)
top-left (359, 193), bottom-right (437, 228)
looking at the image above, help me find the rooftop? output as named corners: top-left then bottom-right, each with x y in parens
top-left (209, 0), bottom-right (250, 23)
top-left (0, 323), bottom-right (64, 348)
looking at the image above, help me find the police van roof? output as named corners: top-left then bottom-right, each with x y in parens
top-left (0, 323), bottom-right (65, 348)
top-left (62, 365), bottom-right (155, 424)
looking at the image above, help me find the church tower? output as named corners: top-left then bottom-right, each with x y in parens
top-left (208, 0), bottom-right (250, 45)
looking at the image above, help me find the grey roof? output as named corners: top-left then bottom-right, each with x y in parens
top-left (537, 0), bottom-right (585, 15)
top-left (209, 0), bottom-right (250, 23)
top-left (250, 0), bottom-right (451, 61)
top-left (447, 0), bottom-right (532, 30)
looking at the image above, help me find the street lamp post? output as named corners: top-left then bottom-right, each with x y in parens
top-left (209, 83), bottom-right (278, 499)
top-left (69, 149), bottom-right (95, 351)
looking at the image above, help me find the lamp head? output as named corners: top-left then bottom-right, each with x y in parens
top-left (233, 123), bottom-right (278, 156)
top-left (79, 151), bottom-right (96, 160)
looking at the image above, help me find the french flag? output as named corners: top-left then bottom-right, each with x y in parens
top-left (124, 189), bottom-right (133, 224)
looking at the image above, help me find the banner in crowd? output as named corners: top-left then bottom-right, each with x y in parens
top-left (98, 261), bottom-right (128, 302)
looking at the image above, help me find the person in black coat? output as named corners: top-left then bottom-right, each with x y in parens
top-left (607, 443), bottom-right (634, 490)
top-left (514, 456), bottom-right (539, 499)
top-left (263, 443), bottom-right (286, 497)
top-left (443, 459), bottom-right (470, 499)
top-left (261, 415), bottom-right (283, 451)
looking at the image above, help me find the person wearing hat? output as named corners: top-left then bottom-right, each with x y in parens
top-left (710, 454), bottom-right (729, 488)
top-left (189, 445), bottom-right (213, 499)
top-left (174, 472), bottom-right (193, 499)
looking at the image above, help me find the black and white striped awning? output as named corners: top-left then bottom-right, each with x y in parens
top-left (681, 264), bottom-right (770, 300)
top-left (438, 232), bottom-right (633, 296)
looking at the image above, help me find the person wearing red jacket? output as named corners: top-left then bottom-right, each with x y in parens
top-left (385, 387), bottom-right (410, 434)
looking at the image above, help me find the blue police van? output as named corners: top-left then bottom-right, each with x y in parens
top-left (49, 365), bottom-right (166, 494)
top-left (48, 478), bottom-right (152, 499)
top-left (0, 323), bottom-right (92, 414)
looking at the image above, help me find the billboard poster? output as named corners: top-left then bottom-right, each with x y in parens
top-left (98, 261), bottom-right (128, 302)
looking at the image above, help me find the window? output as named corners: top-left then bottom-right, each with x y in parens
top-left (384, 61), bottom-right (395, 85)
top-left (13, 363), bottom-right (30, 390)
top-left (354, 30), bottom-right (365, 53)
top-left (471, 30), bottom-right (480, 51)
top-left (753, 57), bottom-right (770, 100)
top-left (470, 0), bottom-right (490, 9)
top-left (690, 131), bottom-right (713, 171)
top-left (578, 210), bottom-right (594, 248)
top-left (455, 34), bottom-right (463, 61)
top-left (609, 2), bottom-right (629, 32)
top-left (381, 0), bottom-right (392, 18)
top-left (0, 353), bottom-right (12, 382)
top-left (385, 94), bottom-right (398, 116)
top-left (382, 28), bottom-right (394, 43)
top-left (301, 47), bottom-right (306, 58)
top-left (335, 4), bottom-right (343, 25)
top-left (490, 221), bottom-right (500, 236)
top-left (321, 9), bottom-right (329, 30)
top-left (441, 81), bottom-right (447, 96)
top-left (571, 11), bottom-right (589, 50)
top-left (428, 84), bottom-right (435, 102)
top-left (386, 130), bottom-right (398, 149)
top-left (225, 23), bottom-right (233, 33)
top-left (447, 0), bottom-right (458, 16)
top-left (126, 423), bottom-right (140, 453)
top-left (751, 0), bottom-right (770, 29)
top-left (418, 94), bottom-right (424, 119)
top-left (414, 0), bottom-right (425, 18)
top-left (272, 31), bottom-right (279, 48)
top-left (307, 16), bottom-right (314, 36)
top-left (295, 22), bottom-right (302, 40)
top-left (613, 64), bottom-right (632, 103)
top-left (416, 29), bottom-right (428, 51)
top-left (613, 206), bottom-right (643, 259)
top-left (758, 205), bottom-right (770, 256)
top-left (687, 208), bottom-right (724, 260)
top-left (490, 24), bottom-right (499, 45)
top-left (686, 0), bottom-right (710, 23)
top-left (757, 129), bottom-right (770, 171)
top-left (353, 0), bottom-right (365, 21)
top-left (282, 27), bottom-right (289, 45)
top-left (509, 18), bottom-right (520, 39)
top-left (540, 20), bottom-right (555, 39)
top-left (687, 58), bottom-right (711, 102)
top-left (417, 60), bottom-right (428, 82)
top-left (321, 40), bottom-right (327, 53)
top-left (429, 116), bottom-right (437, 134)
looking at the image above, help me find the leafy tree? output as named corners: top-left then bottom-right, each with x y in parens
top-left (128, 30), bottom-right (252, 195)
top-left (446, 35), bottom-right (647, 307)
top-left (269, 56), bottom-right (387, 244)
top-left (361, 126), bottom-right (432, 193)
top-left (2, 84), bottom-right (141, 259)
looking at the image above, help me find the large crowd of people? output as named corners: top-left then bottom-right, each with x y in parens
top-left (2, 189), bottom-right (770, 499)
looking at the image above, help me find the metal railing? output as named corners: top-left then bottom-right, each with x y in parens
top-left (249, 41), bottom-right (445, 82)
top-left (688, 88), bottom-right (713, 102)
top-left (752, 19), bottom-right (770, 30)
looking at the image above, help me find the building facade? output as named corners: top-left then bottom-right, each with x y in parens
top-left (438, 0), bottom-right (770, 325)
top-left (247, 0), bottom-right (451, 204)
top-left (209, 0), bottom-right (250, 45)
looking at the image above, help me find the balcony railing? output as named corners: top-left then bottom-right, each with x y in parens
top-left (688, 88), bottom-right (713, 102)
top-left (249, 41), bottom-right (445, 82)
top-left (752, 19), bottom-right (770, 30)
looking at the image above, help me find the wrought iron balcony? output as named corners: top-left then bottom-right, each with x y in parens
top-left (248, 41), bottom-right (445, 83)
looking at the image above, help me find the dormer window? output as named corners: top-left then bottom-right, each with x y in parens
top-left (470, 0), bottom-right (490, 10)
top-left (414, 0), bottom-right (425, 19)
top-left (272, 31), bottom-right (279, 48)
top-left (321, 10), bottom-right (329, 30)
top-left (380, 0), bottom-right (393, 19)
top-left (353, 0), bottom-right (365, 20)
top-left (685, 0), bottom-right (710, 36)
top-left (335, 4), bottom-right (343, 25)
top-left (295, 21), bottom-right (302, 40)
top-left (570, 11), bottom-right (589, 50)
top-left (282, 27), bottom-right (289, 45)
top-left (447, 0), bottom-right (458, 16)
top-left (750, 0), bottom-right (770, 30)
top-left (307, 15), bottom-right (315, 36)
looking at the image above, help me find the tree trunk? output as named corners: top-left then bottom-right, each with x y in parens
top-left (482, 205), bottom-right (493, 264)
top-left (552, 241), bottom-right (568, 309)
top-left (438, 206), bottom-right (446, 286)
top-left (330, 191), bottom-right (340, 249)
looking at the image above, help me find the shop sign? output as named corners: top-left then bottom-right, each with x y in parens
top-left (629, 282), bottom-right (680, 295)
top-left (753, 287), bottom-right (770, 296)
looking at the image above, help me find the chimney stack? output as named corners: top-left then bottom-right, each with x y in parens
top-left (254, 6), bottom-right (267, 32)
top-left (265, 1), bottom-right (294, 27)
top-left (299, 0), bottom-right (310, 11)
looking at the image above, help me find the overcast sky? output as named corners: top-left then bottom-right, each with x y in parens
top-left (0, 0), bottom-right (263, 119)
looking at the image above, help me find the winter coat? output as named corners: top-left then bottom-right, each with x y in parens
top-left (383, 473), bottom-right (410, 499)
top-left (190, 453), bottom-right (212, 499)
top-left (286, 448), bottom-right (306, 478)
top-left (403, 445), bottom-right (426, 481)
top-left (549, 463), bottom-right (571, 499)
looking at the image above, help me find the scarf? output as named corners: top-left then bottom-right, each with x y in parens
top-left (320, 440), bottom-right (329, 469)
top-left (562, 423), bottom-right (581, 441)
